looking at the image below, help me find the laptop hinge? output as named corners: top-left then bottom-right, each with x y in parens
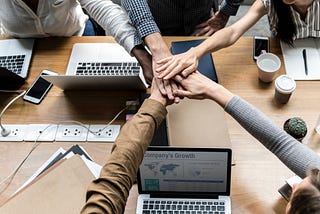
top-left (150, 193), bottom-right (219, 199)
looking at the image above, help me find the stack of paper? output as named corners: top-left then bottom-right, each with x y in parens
top-left (281, 38), bottom-right (320, 80)
top-left (0, 145), bottom-right (101, 214)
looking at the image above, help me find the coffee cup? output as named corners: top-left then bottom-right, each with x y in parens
top-left (274, 75), bottom-right (296, 104)
top-left (256, 53), bottom-right (281, 83)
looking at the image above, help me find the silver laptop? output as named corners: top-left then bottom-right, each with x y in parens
top-left (0, 38), bottom-right (34, 78)
top-left (43, 43), bottom-right (148, 90)
top-left (136, 147), bottom-right (232, 214)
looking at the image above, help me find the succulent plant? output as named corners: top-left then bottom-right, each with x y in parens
top-left (283, 117), bottom-right (307, 141)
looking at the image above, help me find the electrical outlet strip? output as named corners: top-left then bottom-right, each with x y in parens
top-left (24, 124), bottom-right (58, 142)
top-left (0, 124), bottom-right (120, 142)
top-left (0, 124), bottom-right (28, 142)
top-left (55, 124), bottom-right (89, 142)
top-left (87, 125), bottom-right (120, 142)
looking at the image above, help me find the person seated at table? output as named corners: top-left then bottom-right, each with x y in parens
top-left (81, 72), bottom-right (320, 213)
top-left (121, 0), bottom-right (245, 101)
top-left (155, 0), bottom-right (320, 80)
top-left (0, 0), bottom-right (153, 84)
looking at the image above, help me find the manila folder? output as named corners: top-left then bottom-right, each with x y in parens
top-left (0, 155), bottom-right (94, 214)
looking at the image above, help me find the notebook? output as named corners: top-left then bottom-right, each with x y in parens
top-left (43, 43), bottom-right (148, 90)
top-left (0, 38), bottom-right (34, 89)
top-left (171, 39), bottom-right (218, 82)
top-left (136, 147), bottom-right (232, 214)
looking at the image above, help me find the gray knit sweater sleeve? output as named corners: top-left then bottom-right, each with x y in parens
top-left (225, 96), bottom-right (320, 178)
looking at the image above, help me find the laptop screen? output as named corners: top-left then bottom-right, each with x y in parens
top-left (137, 147), bottom-right (232, 196)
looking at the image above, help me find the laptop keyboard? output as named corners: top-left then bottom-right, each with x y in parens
top-left (0, 54), bottom-right (25, 75)
top-left (75, 62), bottom-right (140, 76)
top-left (142, 199), bottom-right (226, 214)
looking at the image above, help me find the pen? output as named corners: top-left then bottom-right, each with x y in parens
top-left (302, 49), bottom-right (308, 76)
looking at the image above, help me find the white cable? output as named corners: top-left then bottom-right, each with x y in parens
top-left (0, 90), bottom-right (26, 137)
top-left (0, 124), bottom-right (53, 193)
top-left (57, 105), bottom-right (128, 135)
top-left (0, 105), bottom-right (128, 193)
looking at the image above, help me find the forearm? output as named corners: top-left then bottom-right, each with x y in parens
top-left (225, 96), bottom-right (320, 178)
top-left (144, 33), bottom-right (171, 59)
top-left (81, 0), bottom-right (136, 53)
top-left (191, 26), bottom-right (241, 60)
top-left (191, 0), bottom-right (267, 59)
top-left (206, 84), bottom-right (234, 108)
top-left (81, 99), bottom-right (167, 214)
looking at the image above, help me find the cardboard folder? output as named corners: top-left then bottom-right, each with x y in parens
top-left (0, 155), bottom-right (94, 214)
top-left (166, 98), bottom-right (231, 148)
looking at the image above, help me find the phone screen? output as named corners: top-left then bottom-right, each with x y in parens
top-left (254, 38), bottom-right (269, 58)
top-left (25, 74), bottom-right (51, 99)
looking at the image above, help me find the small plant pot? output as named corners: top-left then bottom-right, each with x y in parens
top-left (283, 117), bottom-right (307, 141)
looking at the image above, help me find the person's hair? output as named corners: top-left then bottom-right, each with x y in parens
top-left (271, 0), bottom-right (296, 45)
top-left (288, 168), bottom-right (320, 214)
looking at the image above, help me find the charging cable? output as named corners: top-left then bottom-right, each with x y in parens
top-left (0, 105), bottom-right (127, 194)
top-left (0, 90), bottom-right (26, 137)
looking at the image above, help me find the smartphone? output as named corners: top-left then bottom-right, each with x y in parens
top-left (253, 36), bottom-right (269, 60)
top-left (23, 70), bottom-right (58, 104)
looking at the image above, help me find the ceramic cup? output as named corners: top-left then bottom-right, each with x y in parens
top-left (256, 53), bottom-right (281, 83)
top-left (274, 75), bottom-right (296, 104)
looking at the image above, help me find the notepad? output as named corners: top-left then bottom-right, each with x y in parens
top-left (281, 38), bottom-right (320, 80)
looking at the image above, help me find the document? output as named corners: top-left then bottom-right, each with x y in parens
top-left (281, 38), bottom-right (320, 80)
top-left (0, 155), bottom-right (95, 214)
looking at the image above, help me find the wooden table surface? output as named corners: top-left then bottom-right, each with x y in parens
top-left (0, 36), bottom-right (320, 214)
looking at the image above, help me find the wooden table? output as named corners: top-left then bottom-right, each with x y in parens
top-left (1, 36), bottom-right (320, 213)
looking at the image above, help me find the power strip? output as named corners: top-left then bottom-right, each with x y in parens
top-left (0, 124), bottom-right (120, 142)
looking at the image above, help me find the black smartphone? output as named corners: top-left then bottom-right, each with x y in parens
top-left (253, 36), bottom-right (269, 60)
top-left (23, 70), bottom-right (57, 104)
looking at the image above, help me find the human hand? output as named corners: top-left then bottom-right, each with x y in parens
top-left (173, 71), bottom-right (234, 107)
top-left (131, 45), bottom-right (153, 85)
top-left (192, 11), bottom-right (230, 36)
top-left (152, 53), bottom-right (182, 103)
top-left (149, 78), bottom-right (176, 106)
top-left (143, 33), bottom-right (181, 103)
top-left (156, 49), bottom-right (199, 80)
top-left (173, 71), bottom-right (214, 100)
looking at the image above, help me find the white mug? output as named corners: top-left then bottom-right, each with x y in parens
top-left (256, 53), bottom-right (281, 83)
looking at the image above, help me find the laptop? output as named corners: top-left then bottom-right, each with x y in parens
top-left (136, 147), bottom-right (232, 214)
top-left (43, 43), bottom-right (148, 90)
top-left (0, 38), bottom-right (34, 79)
top-left (0, 38), bottom-right (34, 89)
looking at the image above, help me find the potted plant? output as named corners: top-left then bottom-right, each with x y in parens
top-left (283, 117), bottom-right (307, 141)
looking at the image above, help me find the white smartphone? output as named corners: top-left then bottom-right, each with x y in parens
top-left (253, 36), bottom-right (269, 60)
top-left (23, 70), bottom-right (58, 104)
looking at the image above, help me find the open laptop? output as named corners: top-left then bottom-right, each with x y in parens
top-left (43, 43), bottom-right (148, 90)
top-left (0, 38), bottom-right (34, 89)
top-left (136, 147), bottom-right (232, 214)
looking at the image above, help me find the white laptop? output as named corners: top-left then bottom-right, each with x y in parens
top-left (136, 147), bottom-right (232, 214)
top-left (43, 43), bottom-right (148, 90)
top-left (0, 38), bottom-right (34, 78)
